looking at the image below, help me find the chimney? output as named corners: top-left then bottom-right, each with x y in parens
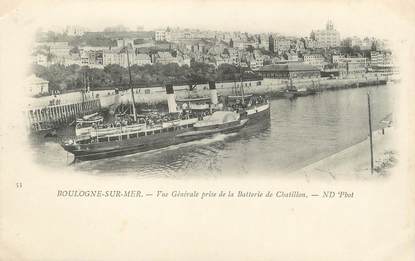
top-left (165, 84), bottom-right (177, 113)
top-left (209, 81), bottom-right (218, 105)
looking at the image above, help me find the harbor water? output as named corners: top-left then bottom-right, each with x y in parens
top-left (29, 83), bottom-right (396, 177)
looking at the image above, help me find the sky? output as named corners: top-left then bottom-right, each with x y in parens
top-left (6, 0), bottom-right (412, 40)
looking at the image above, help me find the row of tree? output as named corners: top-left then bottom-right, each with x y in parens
top-left (32, 62), bottom-right (261, 92)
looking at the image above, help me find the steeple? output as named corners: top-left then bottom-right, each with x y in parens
top-left (326, 20), bottom-right (334, 30)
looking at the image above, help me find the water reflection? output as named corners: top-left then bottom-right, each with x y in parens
top-left (30, 84), bottom-right (395, 177)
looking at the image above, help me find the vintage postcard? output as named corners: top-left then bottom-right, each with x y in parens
top-left (0, 0), bottom-right (414, 260)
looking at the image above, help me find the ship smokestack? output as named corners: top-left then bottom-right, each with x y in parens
top-left (209, 81), bottom-right (218, 105)
top-left (165, 84), bottom-right (177, 113)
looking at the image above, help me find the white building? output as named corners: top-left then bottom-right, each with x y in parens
top-left (273, 37), bottom-right (291, 53)
top-left (248, 59), bottom-right (264, 71)
top-left (65, 25), bottom-right (87, 36)
top-left (155, 52), bottom-right (176, 64)
top-left (214, 56), bottom-right (232, 67)
top-left (103, 49), bottom-right (121, 66)
top-left (303, 54), bottom-right (326, 70)
top-left (134, 53), bottom-right (152, 66)
top-left (177, 55), bottom-right (191, 66)
top-left (337, 57), bottom-right (367, 77)
top-left (332, 54), bottom-right (345, 64)
top-left (47, 42), bottom-right (71, 57)
top-left (26, 75), bottom-right (49, 96)
top-left (313, 20), bottom-right (341, 48)
top-left (116, 38), bottom-right (134, 47)
top-left (370, 51), bottom-right (386, 66)
top-left (258, 34), bottom-right (270, 50)
top-left (304, 37), bottom-right (318, 49)
top-left (155, 30), bottom-right (167, 41)
top-left (33, 53), bottom-right (49, 66)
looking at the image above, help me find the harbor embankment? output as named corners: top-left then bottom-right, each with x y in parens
top-left (296, 126), bottom-right (397, 180)
top-left (26, 74), bottom-right (390, 131)
top-left (122, 74), bottom-right (389, 105)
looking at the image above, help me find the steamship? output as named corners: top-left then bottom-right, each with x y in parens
top-left (61, 46), bottom-right (269, 161)
top-left (61, 83), bottom-right (249, 161)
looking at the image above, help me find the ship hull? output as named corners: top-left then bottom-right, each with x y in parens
top-left (62, 120), bottom-right (248, 161)
top-left (245, 103), bottom-right (271, 124)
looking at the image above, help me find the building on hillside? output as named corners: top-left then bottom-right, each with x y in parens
top-left (134, 53), bottom-right (152, 66)
top-left (248, 59), bottom-right (264, 71)
top-left (313, 20), bottom-right (341, 48)
top-left (117, 38), bottom-right (134, 47)
top-left (155, 51), bottom-right (176, 64)
top-left (65, 25), bottom-right (87, 36)
top-left (336, 57), bottom-right (367, 77)
top-left (303, 54), bottom-right (326, 70)
top-left (273, 37), bottom-right (291, 53)
top-left (155, 30), bottom-right (168, 41)
top-left (370, 51), bottom-right (388, 66)
top-left (336, 57), bottom-right (367, 65)
top-left (284, 53), bottom-right (299, 62)
top-left (258, 34), bottom-right (270, 50)
top-left (295, 40), bottom-right (305, 52)
top-left (177, 55), bottom-right (191, 66)
top-left (44, 42), bottom-right (71, 57)
top-left (258, 63), bottom-right (320, 79)
top-left (332, 54), bottom-right (345, 63)
top-left (33, 53), bottom-right (49, 66)
top-left (80, 49), bottom-right (104, 66)
top-left (304, 37), bottom-right (318, 49)
top-left (214, 54), bottom-right (235, 67)
top-left (103, 47), bottom-right (134, 67)
top-left (103, 48), bottom-right (121, 66)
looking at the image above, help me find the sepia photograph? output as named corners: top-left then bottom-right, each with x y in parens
top-left (24, 4), bottom-right (399, 179)
top-left (0, 0), bottom-right (414, 260)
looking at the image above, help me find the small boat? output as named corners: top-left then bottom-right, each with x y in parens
top-left (75, 113), bottom-right (104, 136)
top-left (295, 87), bottom-right (318, 97)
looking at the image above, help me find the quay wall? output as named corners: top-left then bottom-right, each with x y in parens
top-left (26, 74), bottom-right (389, 109)
top-left (120, 79), bottom-right (275, 105)
top-left (27, 89), bottom-right (118, 109)
top-left (26, 73), bottom-right (389, 131)
top-left (120, 75), bottom-right (389, 105)
top-left (27, 99), bottom-right (101, 131)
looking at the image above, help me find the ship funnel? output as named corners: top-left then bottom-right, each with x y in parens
top-left (209, 81), bottom-right (218, 105)
top-left (165, 84), bottom-right (178, 113)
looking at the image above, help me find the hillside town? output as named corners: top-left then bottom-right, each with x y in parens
top-left (24, 20), bottom-right (399, 179)
top-left (29, 20), bottom-right (395, 96)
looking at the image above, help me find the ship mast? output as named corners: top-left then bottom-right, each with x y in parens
top-left (239, 65), bottom-right (245, 104)
top-left (125, 42), bottom-right (137, 122)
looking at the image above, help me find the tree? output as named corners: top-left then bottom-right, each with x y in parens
top-left (216, 63), bottom-right (238, 81)
top-left (103, 64), bottom-right (126, 85)
top-left (371, 41), bottom-right (377, 51)
top-left (310, 31), bottom-right (316, 40)
top-left (246, 45), bottom-right (254, 53)
top-left (186, 62), bottom-right (216, 87)
top-left (69, 46), bottom-right (80, 54)
top-left (352, 45), bottom-right (361, 56)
